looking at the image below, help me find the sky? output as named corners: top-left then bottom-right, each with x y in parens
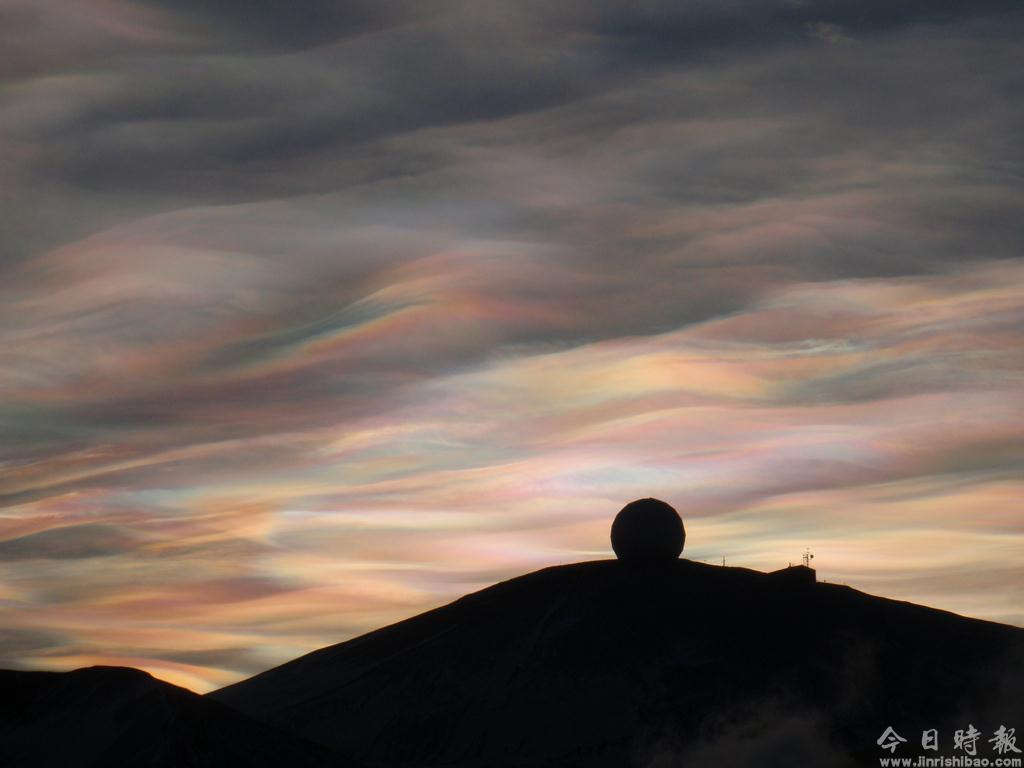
top-left (1, 0), bottom-right (1022, 693)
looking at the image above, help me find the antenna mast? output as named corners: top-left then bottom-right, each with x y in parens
top-left (802, 547), bottom-right (814, 568)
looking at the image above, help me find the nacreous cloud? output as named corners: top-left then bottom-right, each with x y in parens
top-left (0, 0), bottom-right (1021, 691)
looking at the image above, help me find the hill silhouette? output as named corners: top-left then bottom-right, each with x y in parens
top-left (210, 559), bottom-right (1024, 767)
top-left (3, 559), bottom-right (1022, 767)
top-left (0, 665), bottom-right (348, 768)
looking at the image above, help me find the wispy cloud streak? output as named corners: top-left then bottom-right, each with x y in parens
top-left (0, 0), bottom-right (1021, 691)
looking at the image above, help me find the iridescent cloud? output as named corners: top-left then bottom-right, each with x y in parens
top-left (1, 0), bottom-right (1022, 691)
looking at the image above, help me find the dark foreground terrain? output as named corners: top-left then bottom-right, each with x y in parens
top-left (0, 665), bottom-right (344, 768)
top-left (5, 560), bottom-right (1023, 766)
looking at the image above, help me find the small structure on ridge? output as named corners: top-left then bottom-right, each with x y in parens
top-left (610, 498), bottom-right (685, 564)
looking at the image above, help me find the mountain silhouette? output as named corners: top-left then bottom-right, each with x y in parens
top-left (209, 559), bottom-right (1024, 767)
top-left (3, 558), bottom-right (1022, 767)
top-left (0, 665), bottom-right (348, 768)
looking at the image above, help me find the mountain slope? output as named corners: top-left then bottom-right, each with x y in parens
top-left (212, 560), bottom-right (1024, 767)
top-left (0, 665), bottom-right (351, 767)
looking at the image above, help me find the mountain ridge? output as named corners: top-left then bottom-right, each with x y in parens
top-left (210, 559), bottom-right (1024, 767)
top-left (4, 559), bottom-right (1021, 766)
top-left (0, 664), bottom-right (351, 767)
